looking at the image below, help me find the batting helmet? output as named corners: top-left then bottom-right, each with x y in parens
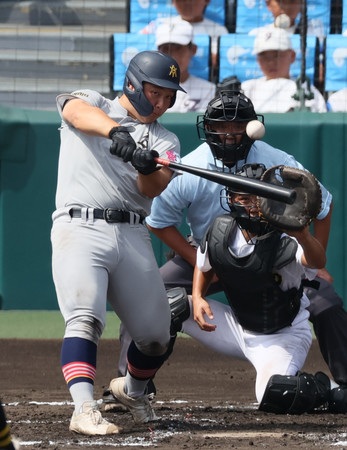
top-left (123, 50), bottom-right (186, 116)
top-left (197, 91), bottom-right (264, 167)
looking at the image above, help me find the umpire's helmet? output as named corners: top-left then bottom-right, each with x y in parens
top-left (197, 91), bottom-right (264, 167)
top-left (123, 51), bottom-right (186, 116)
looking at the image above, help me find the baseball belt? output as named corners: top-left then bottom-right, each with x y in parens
top-left (69, 208), bottom-right (145, 225)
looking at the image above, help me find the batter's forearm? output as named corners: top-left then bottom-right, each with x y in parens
top-left (62, 98), bottom-right (120, 137)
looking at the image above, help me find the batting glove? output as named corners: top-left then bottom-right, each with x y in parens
top-left (109, 126), bottom-right (136, 162)
top-left (131, 149), bottom-right (159, 175)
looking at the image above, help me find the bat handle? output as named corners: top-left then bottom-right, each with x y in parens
top-left (154, 157), bottom-right (171, 167)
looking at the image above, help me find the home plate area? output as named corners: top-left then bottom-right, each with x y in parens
top-left (1, 339), bottom-right (347, 449)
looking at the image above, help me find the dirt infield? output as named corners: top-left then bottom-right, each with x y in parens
top-left (1, 338), bottom-right (347, 449)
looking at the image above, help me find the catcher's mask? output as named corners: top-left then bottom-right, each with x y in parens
top-left (220, 163), bottom-right (271, 235)
top-left (123, 50), bottom-right (186, 117)
top-left (197, 91), bottom-right (264, 168)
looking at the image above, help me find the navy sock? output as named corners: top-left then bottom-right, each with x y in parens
top-left (61, 337), bottom-right (97, 388)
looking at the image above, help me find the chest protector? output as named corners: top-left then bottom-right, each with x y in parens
top-left (205, 215), bottom-right (302, 334)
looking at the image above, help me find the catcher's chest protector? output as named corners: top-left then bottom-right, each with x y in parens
top-left (206, 215), bottom-right (301, 333)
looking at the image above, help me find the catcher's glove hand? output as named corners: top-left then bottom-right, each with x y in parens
top-left (258, 165), bottom-right (322, 231)
top-left (131, 149), bottom-right (159, 175)
top-left (109, 126), bottom-right (136, 162)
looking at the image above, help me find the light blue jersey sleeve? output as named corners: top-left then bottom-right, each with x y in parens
top-left (146, 173), bottom-right (194, 231)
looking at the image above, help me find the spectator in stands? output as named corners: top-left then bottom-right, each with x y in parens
top-left (248, 0), bottom-right (327, 91)
top-left (155, 19), bottom-right (216, 112)
top-left (140, 0), bottom-right (228, 74)
top-left (327, 88), bottom-right (347, 112)
top-left (248, 0), bottom-right (325, 38)
top-left (241, 28), bottom-right (327, 113)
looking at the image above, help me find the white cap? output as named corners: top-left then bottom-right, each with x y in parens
top-left (155, 19), bottom-right (194, 48)
top-left (253, 27), bottom-right (293, 55)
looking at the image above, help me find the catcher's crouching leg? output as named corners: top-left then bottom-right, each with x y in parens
top-left (259, 372), bottom-right (331, 414)
top-left (167, 287), bottom-right (190, 334)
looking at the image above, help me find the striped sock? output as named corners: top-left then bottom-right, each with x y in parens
top-left (125, 340), bottom-right (170, 398)
top-left (61, 337), bottom-right (97, 387)
top-left (61, 337), bottom-right (97, 413)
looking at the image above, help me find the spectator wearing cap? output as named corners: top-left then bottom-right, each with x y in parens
top-left (140, 0), bottom-right (228, 75)
top-left (156, 19), bottom-right (216, 113)
top-left (241, 28), bottom-right (327, 112)
top-left (248, 0), bottom-right (326, 89)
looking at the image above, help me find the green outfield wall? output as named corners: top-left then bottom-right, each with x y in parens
top-left (0, 105), bottom-right (346, 309)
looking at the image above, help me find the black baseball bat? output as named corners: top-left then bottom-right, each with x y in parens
top-left (155, 157), bottom-right (296, 204)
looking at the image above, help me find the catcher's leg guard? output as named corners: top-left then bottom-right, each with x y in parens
top-left (167, 287), bottom-right (190, 334)
top-left (329, 385), bottom-right (347, 413)
top-left (259, 371), bottom-right (330, 414)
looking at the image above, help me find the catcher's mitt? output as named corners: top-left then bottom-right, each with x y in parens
top-left (258, 165), bottom-right (322, 231)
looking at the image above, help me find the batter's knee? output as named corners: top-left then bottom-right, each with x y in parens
top-left (135, 337), bottom-right (170, 357)
top-left (64, 315), bottom-right (104, 345)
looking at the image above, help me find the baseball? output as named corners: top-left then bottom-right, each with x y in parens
top-left (246, 120), bottom-right (265, 140)
top-left (275, 13), bottom-right (291, 29)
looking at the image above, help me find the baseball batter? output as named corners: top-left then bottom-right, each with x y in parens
top-left (185, 163), bottom-right (330, 413)
top-left (51, 50), bottom-right (185, 435)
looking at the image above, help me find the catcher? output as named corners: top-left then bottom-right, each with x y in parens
top-left (180, 163), bottom-right (332, 413)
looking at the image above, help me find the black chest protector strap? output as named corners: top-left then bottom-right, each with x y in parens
top-left (206, 215), bottom-right (301, 334)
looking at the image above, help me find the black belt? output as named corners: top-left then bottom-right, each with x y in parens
top-left (69, 208), bottom-right (145, 224)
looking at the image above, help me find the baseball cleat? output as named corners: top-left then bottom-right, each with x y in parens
top-left (109, 377), bottom-right (158, 423)
top-left (102, 388), bottom-right (129, 413)
top-left (69, 400), bottom-right (121, 435)
top-left (103, 378), bottom-right (156, 412)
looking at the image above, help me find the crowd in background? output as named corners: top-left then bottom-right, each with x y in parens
top-left (124, 0), bottom-right (347, 113)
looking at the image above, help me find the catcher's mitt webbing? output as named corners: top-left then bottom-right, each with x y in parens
top-left (258, 165), bottom-right (322, 231)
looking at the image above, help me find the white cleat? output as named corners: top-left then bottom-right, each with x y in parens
top-left (109, 377), bottom-right (159, 424)
top-left (69, 400), bottom-right (121, 435)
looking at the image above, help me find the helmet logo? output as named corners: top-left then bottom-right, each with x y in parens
top-left (169, 65), bottom-right (178, 78)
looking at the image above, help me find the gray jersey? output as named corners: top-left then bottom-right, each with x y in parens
top-left (55, 89), bottom-right (181, 216)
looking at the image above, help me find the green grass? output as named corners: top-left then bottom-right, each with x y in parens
top-left (0, 311), bottom-right (121, 339)
top-left (0, 310), bottom-right (314, 340)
